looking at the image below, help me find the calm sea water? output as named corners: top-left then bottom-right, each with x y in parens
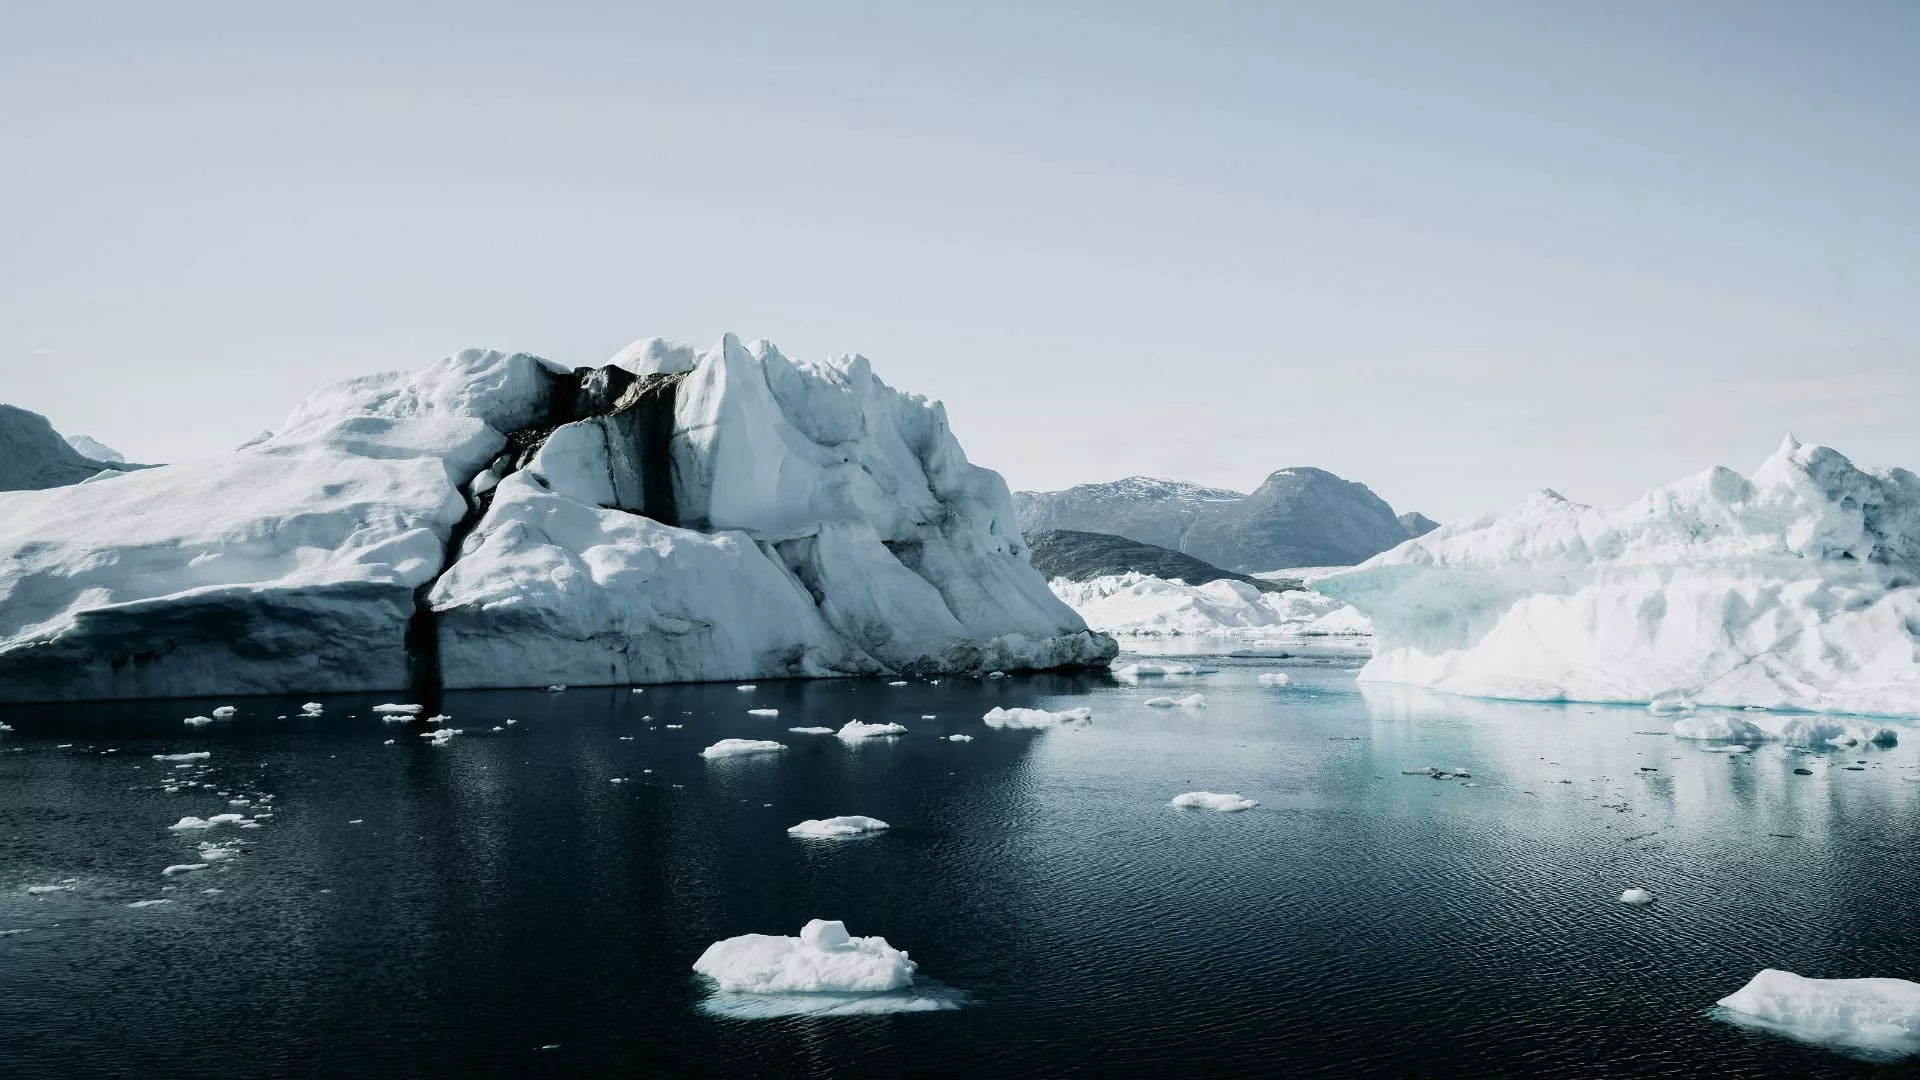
top-left (5, 654), bottom-right (1920, 1078)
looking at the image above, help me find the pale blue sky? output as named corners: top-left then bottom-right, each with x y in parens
top-left (3, 1), bottom-right (1915, 519)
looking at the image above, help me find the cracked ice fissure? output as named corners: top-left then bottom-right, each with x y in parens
top-left (405, 366), bottom-right (690, 695)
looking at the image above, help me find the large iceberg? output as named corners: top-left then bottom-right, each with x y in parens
top-left (1320, 438), bottom-right (1920, 719)
top-left (1050, 572), bottom-right (1370, 638)
top-left (0, 335), bottom-right (1114, 702)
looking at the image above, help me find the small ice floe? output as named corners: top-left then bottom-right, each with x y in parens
top-left (1618, 888), bottom-right (1655, 905)
top-left (609, 778), bottom-right (627, 784)
top-left (494, 726), bottom-right (507, 733)
top-left (747, 709), bottom-right (780, 718)
top-left (161, 863), bottom-right (208, 876)
top-left (947, 734), bottom-right (974, 742)
top-left (26, 884), bottom-right (74, 894)
top-left (982, 706), bottom-right (1092, 729)
top-left (920, 714), bottom-right (936, 720)
top-left (1112, 662), bottom-right (1199, 680)
top-left (347, 820), bottom-right (364, 825)
top-left (421, 728), bottom-right (455, 744)
top-left (986, 671), bottom-right (1006, 679)
top-left (838, 720), bottom-right (907, 741)
top-left (700, 739), bottom-right (786, 759)
top-left (666, 724), bottom-right (683, 729)
top-left (887, 681), bottom-right (908, 687)
top-left (152, 752), bottom-right (210, 762)
top-left (169, 816), bottom-right (215, 831)
top-left (372, 703), bottom-right (423, 715)
top-left (545, 685), bottom-right (566, 692)
top-left (1143, 694), bottom-right (1206, 709)
top-left (183, 716), bottom-right (213, 726)
top-left (209, 813), bottom-right (246, 823)
top-left (211, 706), bottom-right (238, 718)
top-left (0, 722), bottom-right (12, 732)
top-left (787, 815), bottom-right (891, 838)
top-left (1257, 672), bottom-right (1293, 686)
top-left (426, 714), bottom-right (451, 724)
top-left (505, 719), bottom-right (517, 726)
top-left (0, 929), bottom-right (28, 936)
top-left (1400, 766), bottom-right (1472, 779)
top-left (300, 702), bottom-right (324, 715)
top-left (126, 899), bottom-right (173, 908)
top-left (695, 919), bottom-right (917, 995)
top-left (198, 841), bottom-right (241, 861)
top-left (1703, 745), bottom-right (1753, 754)
top-left (1714, 969), bottom-right (1920, 1061)
top-left (630, 688), bottom-right (645, 694)
top-left (1673, 713), bottom-right (1897, 748)
top-left (1171, 791), bottom-right (1257, 812)
top-left (788, 727), bottom-right (834, 735)
top-left (1647, 693), bottom-right (1696, 715)
top-left (383, 739), bottom-right (395, 745)
top-left (736, 685), bottom-right (757, 692)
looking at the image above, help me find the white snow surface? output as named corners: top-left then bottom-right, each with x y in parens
top-left (1717, 969), bottom-right (1920, 1059)
top-left (1051, 573), bottom-right (1371, 639)
top-left (1171, 791), bottom-right (1257, 812)
top-left (786, 815), bottom-right (890, 838)
top-left (693, 920), bottom-right (916, 994)
top-left (0, 335), bottom-right (1113, 702)
top-left (1321, 438), bottom-right (1920, 719)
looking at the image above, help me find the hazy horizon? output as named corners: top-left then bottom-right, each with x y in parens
top-left (5, 1), bottom-right (1916, 520)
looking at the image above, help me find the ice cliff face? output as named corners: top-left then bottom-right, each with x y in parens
top-left (1319, 437), bottom-right (1920, 718)
top-left (0, 336), bottom-right (1113, 702)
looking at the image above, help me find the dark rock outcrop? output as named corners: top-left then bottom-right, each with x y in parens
top-left (1178, 468), bottom-right (1411, 573)
top-left (1012, 477), bottom-right (1244, 551)
top-left (1398, 511), bottom-right (1440, 538)
top-left (0, 404), bottom-right (150, 492)
top-left (1026, 529), bottom-right (1299, 593)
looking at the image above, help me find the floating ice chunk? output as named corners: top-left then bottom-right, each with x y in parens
top-left (26, 884), bottom-right (73, 894)
top-left (545, 685), bottom-right (566, 692)
top-left (982, 706), bottom-right (1092, 729)
top-left (1673, 713), bottom-right (1896, 747)
top-left (372, 703), bottom-right (423, 715)
top-left (947, 734), bottom-right (973, 742)
top-left (700, 739), bottom-right (786, 759)
top-left (1257, 672), bottom-right (1293, 686)
top-left (838, 720), bottom-right (907, 741)
top-left (0, 722), bottom-right (11, 732)
top-left (421, 728), bottom-right (455, 744)
top-left (696, 984), bottom-right (964, 1019)
top-left (887, 681), bottom-right (908, 687)
top-left (747, 709), bottom-right (780, 718)
top-left (183, 716), bottom-right (213, 726)
top-left (1113, 662), bottom-right (1199, 680)
top-left (162, 863), bottom-right (208, 876)
top-left (1703, 745), bottom-right (1753, 754)
top-left (211, 706), bottom-right (237, 718)
top-left (1171, 791), bottom-right (1257, 812)
top-left (1619, 888), bottom-right (1655, 905)
top-left (168, 816), bottom-right (214, 831)
top-left (736, 685), bottom-right (757, 691)
top-left (630, 688), bottom-right (644, 694)
top-left (787, 727), bottom-right (834, 735)
top-left (198, 842), bottom-right (240, 861)
top-left (300, 702), bottom-right (323, 714)
top-left (1144, 694), bottom-right (1206, 709)
top-left (666, 724), bottom-right (682, 729)
top-left (1647, 694), bottom-right (1696, 716)
top-left (426, 714), bottom-right (451, 724)
top-left (920, 714), bottom-right (936, 720)
top-left (1715, 969), bottom-right (1920, 1060)
top-left (208, 813), bottom-right (246, 823)
top-left (694, 920), bottom-right (916, 994)
top-left (152, 752), bottom-right (210, 761)
top-left (126, 899), bottom-right (173, 908)
top-left (787, 815), bottom-right (891, 838)
top-left (986, 671), bottom-right (1006, 679)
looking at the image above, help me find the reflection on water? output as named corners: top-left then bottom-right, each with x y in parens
top-left (3, 658), bottom-right (1918, 1078)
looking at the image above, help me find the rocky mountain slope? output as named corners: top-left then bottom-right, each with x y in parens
top-left (1024, 529), bottom-right (1297, 594)
top-left (0, 404), bottom-right (146, 491)
top-left (1012, 478), bottom-right (1243, 550)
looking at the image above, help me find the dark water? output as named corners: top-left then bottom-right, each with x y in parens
top-left (5, 657), bottom-right (1920, 1078)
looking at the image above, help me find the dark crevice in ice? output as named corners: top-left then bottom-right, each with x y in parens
top-left (405, 364), bottom-right (692, 696)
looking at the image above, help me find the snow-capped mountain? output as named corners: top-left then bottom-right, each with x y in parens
top-left (0, 404), bottom-right (144, 491)
top-left (1016, 468), bottom-right (1434, 573)
top-left (1012, 477), bottom-right (1244, 551)
top-left (1321, 436), bottom-right (1920, 718)
top-left (1024, 529), bottom-right (1295, 593)
top-left (0, 335), bottom-right (1115, 703)
top-left (62, 433), bottom-right (126, 463)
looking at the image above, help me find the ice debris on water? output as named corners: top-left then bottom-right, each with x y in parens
top-left (736, 685), bottom-right (757, 692)
top-left (982, 706), bottom-right (1092, 729)
top-left (1257, 672), bottom-right (1293, 686)
top-left (837, 720), bottom-right (907, 741)
top-left (300, 702), bottom-right (323, 715)
top-left (184, 716), bottom-right (213, 726)
top-left (153, 752), bottom-right (211, 761)
top-left (169, 817), bottom-right (215, 831)
top-left (700, 739), bottom-right (786, 759)
top-left (1171, 791), bottom-right (1257, 812)
top-left (747, 708), bottom-right (779, 718)
top-left (887, 681), bottom-right (908, 687)
top-left (694, 919), bottom-right (916, 994)
top-left (1619, 888), bottom-right (1655, 905)
top-left (787, 815), bottom-right (890, 838)
top-left (1143, 694), bottom-right (1206, 708)
top-left (372, 703), bottom-right (422, 715)
top-left (162, 863), bottom-right (208, 876)
top-left (1715, 968), bottom-right (1920, 1060)
top-left (126, 899), bottom-right (173, 908)
top-left (947, 734), bottom-right (973, 742)
top-left (788, 727), bottom-right (834, 735)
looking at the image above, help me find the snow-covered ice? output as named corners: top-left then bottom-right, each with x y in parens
top-left (1618, 888), bottom-right (1655, 905)
top-left (982, 706), bottom-right (1092, 728)
top-left (700, 739), bottom-right (786, 759)
top-left (1054, 573), bottom-right (1372, 639)
top-left (693, 920), bottom-right (916, 994)
top-left (0, 336), bottom-right (1114, 703)
top-left (786, 815), bottom-right (891, 838)
top-left (1171, 791), bottom-right (1257, 812)
top-left (183, 716), bottom-right (212, 726)
top-left (837, 720), bottom-right (907, 741)
top-left (1322, 437), bottom-right (1920, 719)
top-left (1112, 661), bottom-right (1200, 678)
top-left (747, 708), bottom-right (779, 717)
top-left (373, 704), bottom-right (423, 715)
top-left (787, 726), bottom-right (834, 735)
top-left (1144, 694), bottom-right (1206, 708)
top-left (211, 706), bottom-right (236, 718)
top-left (168, 817), bottom-right (215, 831)
top-left (1716, 969), bottom-right (1920, 1060)
top-left (1257, 672), bottom-right (1293, 686)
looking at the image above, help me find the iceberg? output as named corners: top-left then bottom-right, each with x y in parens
top-left (1054, 572), bottom-right (1370, 639)
top-left (700, 738), bottom-right (786, 759)
top-left (837, 720), bottom-right (907, 741)
top-left (786, 815), bottom-right (891, 838)
top-left (694, 919), bottom-right (916, 994)
top-left (1143, 694), bottom-right (1206, 708)
top-left (0, 336), bottom-right (1114, 703)
top-left (982, 706), bottom-right (1092, 728)
top-left (1321, 438), bottom-right (1920, 719)
top-left (1715, 969), bottom-right (1920, 1061)
top-left (1171, 791), bottom-right (1257, 812)
top-left (1671, 712), bottom-right (1896, 747)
